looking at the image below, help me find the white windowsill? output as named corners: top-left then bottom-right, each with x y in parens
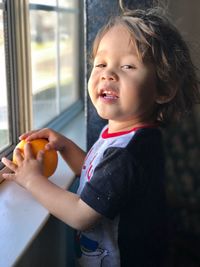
top-left (0, 112), bottom-right (86, 267)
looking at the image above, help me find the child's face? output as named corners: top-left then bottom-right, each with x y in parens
top-left (88, 25), bottom-right (158, 129)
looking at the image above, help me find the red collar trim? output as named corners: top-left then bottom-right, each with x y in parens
top-left (101, 124), bottom-right (158, 139)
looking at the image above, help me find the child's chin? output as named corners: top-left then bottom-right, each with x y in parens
top-left (98, 114), bottom-right (109, 120)
top-left (96, 107), bottom-right (118, 120)
top-left (97, 110), bottom-right (111, 120)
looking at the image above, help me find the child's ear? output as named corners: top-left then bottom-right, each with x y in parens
top-left (155, 87), bottom-right (178, 104)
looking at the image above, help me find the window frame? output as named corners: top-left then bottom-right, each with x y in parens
top-left (0, 0), bottom-right (32, 180)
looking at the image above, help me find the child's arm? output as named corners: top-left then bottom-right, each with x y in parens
top-left (1, 144), bottom-right (102, 231)
top-left (20, 128), bottom-right (86, 176)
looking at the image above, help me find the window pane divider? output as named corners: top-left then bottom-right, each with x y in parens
top-left (56, 0), bottom-right (60, 115)
top-left (7, 0), bottom-right (33, 133)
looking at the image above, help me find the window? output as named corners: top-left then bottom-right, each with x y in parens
top-left (29, 0), bottom-right (81, 128)
top-left (0, 0), bottom-right (83, 177)
top-left (0, 1), bottom-right (20, 163)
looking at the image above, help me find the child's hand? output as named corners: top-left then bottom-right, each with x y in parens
top-left (19, 127), bottom-right (86, 176)
top-left (19, 128), bottom-right (67, 153)
top-left (1, 143), bottom-right (45, 189)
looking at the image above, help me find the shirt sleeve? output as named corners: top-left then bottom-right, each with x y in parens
top-left (80, 147), bottom-right (135, 219)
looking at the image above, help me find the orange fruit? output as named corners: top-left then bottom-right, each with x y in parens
top-left (13, 138), bottom-right (58, 177)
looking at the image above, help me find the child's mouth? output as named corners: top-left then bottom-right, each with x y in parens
top-left (99, 89), bottom-right (119, 100)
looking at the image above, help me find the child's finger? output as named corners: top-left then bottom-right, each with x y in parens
top-left (13, 148), bottom-right (24, 166)
top-left (25, 128), bottom-right (50, 142)
top-left (2, 172), bottom-right (16, 180)
top-left (37, 150), bottom-right (44, 163)
top-left (1, 157), bottom-right (17, 172)
top-left (19, 130), bottom-right (38, 140)
top-left (45, 141), bottom-right (57, 151)
top-left (23, 143), bottom-right (34, 159)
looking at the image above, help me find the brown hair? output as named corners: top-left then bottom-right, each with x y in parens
top-left (90, 8), bottom-right (200, 125)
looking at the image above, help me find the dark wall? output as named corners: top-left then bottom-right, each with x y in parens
top-left (85, 0), bottom-right (119, 149)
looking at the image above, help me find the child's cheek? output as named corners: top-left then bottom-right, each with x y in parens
top-left (88, 71), bottom-right (98, 92)
top-left (88, 79), bottom-right (96, 102)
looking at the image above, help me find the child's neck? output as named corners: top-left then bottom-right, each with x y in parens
top-left (108, 119), bottom-right (156, 133)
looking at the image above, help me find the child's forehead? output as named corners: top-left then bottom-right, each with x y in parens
top-left (100, 24), bottom-right (135, 43)
top-left (95, 25), bottom-right (139, 56)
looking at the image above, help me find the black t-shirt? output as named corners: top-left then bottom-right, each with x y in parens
top-left (76, 125), bottom-right (168, 267)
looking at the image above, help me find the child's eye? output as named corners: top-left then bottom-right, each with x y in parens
top-left (95, 63), bottom-right (106, 68)
top-left (121, 65), bottom-right (136, 70)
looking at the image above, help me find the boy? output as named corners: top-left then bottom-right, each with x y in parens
top-left (2, 7), bottom-right (200, 267)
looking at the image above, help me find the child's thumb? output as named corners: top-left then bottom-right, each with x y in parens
top-left (45, 141), bottom-right (57, 151)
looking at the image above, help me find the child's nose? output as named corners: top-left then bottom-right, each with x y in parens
top-left (101, 70), bottom-right (118, 81)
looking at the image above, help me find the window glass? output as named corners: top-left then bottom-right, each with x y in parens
top-left (30, 10), bottom-right (57, 128)
top-left (59, 12), bottom-right (79, 112)
top-left (59, 0), bottom-right (76, 8)
top-left (29, 0), bottom-right (56, 6)
top-left (29, 0), bottom-right (80, 128)
top-left (0, 10), bottom-right (10, 151)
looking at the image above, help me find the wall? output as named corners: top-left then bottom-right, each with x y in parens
top-left (161, 1), bottom-right (200, 266)
top-left (15, 216), bottom-right (73, 267)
